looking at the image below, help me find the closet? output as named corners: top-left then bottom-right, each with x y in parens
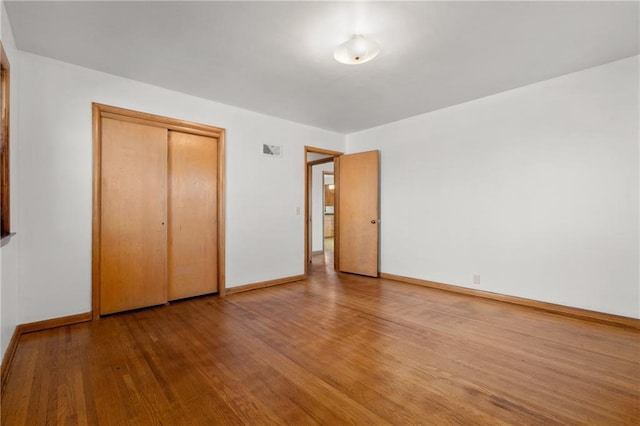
top-left (93, 104), bottom-right (225, 316)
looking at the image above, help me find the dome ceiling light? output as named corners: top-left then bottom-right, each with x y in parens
top-left (333, 34), bottom-right (380, 65)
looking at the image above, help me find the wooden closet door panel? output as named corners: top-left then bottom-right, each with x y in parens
top-left (168, 131), bottom-right (218, 300)
top-left (100, 118), bottom-right (168, 315)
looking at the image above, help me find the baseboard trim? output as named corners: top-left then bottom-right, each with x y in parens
top-left (1, 327), bottom-right (20, 393)
top-left (1, 311), bottom-right (92, 393)
top-left (226, 274), bottom-right (306, 295)
top-left (18, 312), bottom-right (93, 335)
top-left (380, 273), bottom-right (640, 329)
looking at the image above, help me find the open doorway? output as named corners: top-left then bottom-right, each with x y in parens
top-left (305, 146), bottom-right (381, 277)
top-left (322, 171), bottom-right (335, 254)
top-left (304, 146), bottom-right (342, 275)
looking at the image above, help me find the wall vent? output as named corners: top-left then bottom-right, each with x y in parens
top-left (263, 144), bottom-right (282, 157)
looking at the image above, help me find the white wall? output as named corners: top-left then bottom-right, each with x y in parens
top-left (0, 0), bottom-right (20, 360)
top-left (347, 56), bottom-right (640, 318)
top-left (17, 52), bottom-right (344, 325)
top-left (311, 162), bottom-right (333, 252)
top-left (3, 30), bottom-right (637, 365)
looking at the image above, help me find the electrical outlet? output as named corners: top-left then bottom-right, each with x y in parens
top-left (473, 274), bottom-right (481, 285)
top-left (295, 207), bottom-right (301, 216)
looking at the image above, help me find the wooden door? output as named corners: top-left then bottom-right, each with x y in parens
top-left (168, 131), bottom-right (218, 300)
top-left (336, 150), bottom-right (380, 277)
top-left (100, 118), bottom-right (168, 315)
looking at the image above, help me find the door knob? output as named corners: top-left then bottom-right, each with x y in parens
top-left (371, 220), bottom-right (377, 224)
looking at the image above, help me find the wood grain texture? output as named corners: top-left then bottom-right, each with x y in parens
top-left (0, 327), bottom-right (19, 393)
top-left (2, 313), bottom-right (92, 392)
top-left (337, 150), bottom-right (379, 277)
top-left (3, 258), bottom-right (638, 425)
top-left (96, 104), bottom-right (224, 139)
top-left (17, 312), bottom-right (93, 335)
top-left (168, 131), bottom-right (218, 300)
top-left (225, 274), bottom-right (306, 295)
top-left (304, 145), bottom-right (343, 157)
top-left (323, 215), bottom-right (334, 238)
top-left (216, 131), bottom-right (227, 297)
top-left (92, 104), bottom-right (102, 318)
top-left (0, 41), bottom-right (10, 240)
top-left (100, 118), bottom-right (168, 315)
top-left (381, 272), bottom-right (640, 329)
top-left (93, 103), bottom-right (227, 307)
top-left (324, 184), bottom-right (334, 207)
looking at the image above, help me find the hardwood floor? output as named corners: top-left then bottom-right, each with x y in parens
top-left (2, 257), bottom-right (639, 425)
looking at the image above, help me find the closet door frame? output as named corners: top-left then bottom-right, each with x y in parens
top-left (92, 103), bottom-right (226, 319)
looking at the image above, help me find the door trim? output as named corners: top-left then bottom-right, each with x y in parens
top-left (304, 146), bottom-right (342, 276)
top-left (92, 103), bottom-right (226, 319)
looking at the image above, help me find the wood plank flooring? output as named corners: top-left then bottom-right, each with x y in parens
top-left (2, 256), bottom-right (639, 425)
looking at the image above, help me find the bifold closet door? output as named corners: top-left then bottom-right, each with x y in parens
top-left (168, 131), bottom-right (218, 300)
top-left (100, 118), bottom-right (168, 315)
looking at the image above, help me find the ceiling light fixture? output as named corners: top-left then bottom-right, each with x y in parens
top-left (333, 34), bottom-right (380, 65)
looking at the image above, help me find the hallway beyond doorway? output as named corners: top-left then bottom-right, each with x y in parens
top-left (324, 237), bottom-right (334, 253)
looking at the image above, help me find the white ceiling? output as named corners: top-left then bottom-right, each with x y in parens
top-left (5, 1), bottom-right (639, 133)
